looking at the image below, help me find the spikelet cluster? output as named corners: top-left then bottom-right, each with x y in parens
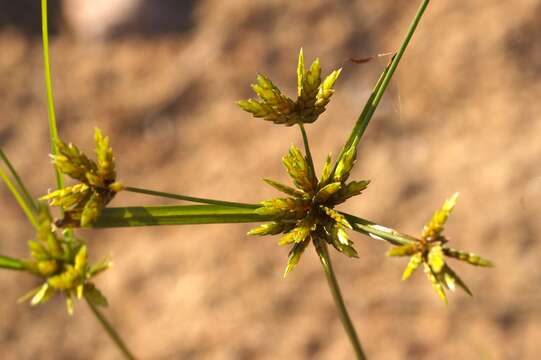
top-left (387, 193), bottom-right (493, 303)
top-left (238, 49), bottom-right (341, 126)
top-left (19, 204), bottom-right (110, 315)
top-left (41, 128), bottom-right (123, 227)
top-left (248, 144), bottom-right (369, 276)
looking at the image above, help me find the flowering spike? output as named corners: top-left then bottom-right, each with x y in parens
top-left (321, 206), bottom-right (351, 229)
top-left (402, 252), bottom-right (422, 280)
top-left (255, 197), bottom-right (310, 220)
top-left (333, 146), bottom-right (357, 183)
top-left (443, 247), bottom-right (493, 267)
top-left (282, 145), bottom-right (315, 193)
top-left (387, 244), bottom-right (419, 257)
top-left (319, 153), bottom-right (333, 187)
top-left (247, 221), bottom-right (293, 236)
top-left (422, 192), bottom-right (459, 240)
top-left (423, 263), bottom-right (447, 304)
top-left (94, 128), bottom-right (116, 184)
top-left (315, 68), bottom-right (342, 111)
top-left (283, 240), bottom-right (310, 277)
top-left (314, 182), bottom-right (342, 203)
top-left (428, 245), bottom-right (445, 273)
top-left (329, 180), bottom-right (370, 205)
top-left (278, 221), bottom-right (313, 245)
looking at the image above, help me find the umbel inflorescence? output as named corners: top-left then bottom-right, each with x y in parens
top-left (239, 48), bottom-right (492, 302)
top-left (0, 2), bottom-right (493, 357)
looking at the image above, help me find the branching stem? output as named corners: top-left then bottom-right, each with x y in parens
top-left (0, 255), bottom-right (27, 271)
top-left (85, 296), bottom-right (136, 360)
top-left (41, 0), bottom-right (63, 189)
top-left (124, 186), bottom-right (258, 209)
top-left (316, 240), bottom-right (366, 359)
top-left (298, 123), bottom-right (317, 181)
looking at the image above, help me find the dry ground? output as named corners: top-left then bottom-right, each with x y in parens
top-left (1, 1), bottom-right (540, 359)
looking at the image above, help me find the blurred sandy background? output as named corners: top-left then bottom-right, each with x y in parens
top-left (1, 1), bottom-right (540, 359)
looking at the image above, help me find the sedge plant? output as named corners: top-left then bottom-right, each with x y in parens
top-left (0, 0), bottom-right (493, 359)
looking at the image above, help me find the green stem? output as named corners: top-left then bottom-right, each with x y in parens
top-left (0, 166), bottom-right (38, 229)
top-left (124, 186), bottom-right (258, 209)
top-left (0, 254), bottom-right (27, 271)
top-left (298, 123), bottom-right (317, 181)
top-left (342, 212), bottom-right (417, 246)
top-left (337, 0), bottom-right (431, 162)
top-left (85, 297), bottom-right (136, 360)
top-left (315, 240), bottom-right (366, 359)
top-left (41, 0), bottom-right (64, 190)
top-left (0, 149), bottom-right (37, 211)
top-left (91, 204), bottom-right (270, 228)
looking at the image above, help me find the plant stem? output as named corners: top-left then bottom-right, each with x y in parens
top-left (92, 204), bottom-right (270, 228)
top-left (41, 0), bottom-right (64, 190)
top-left (337, 0), bottom-right (431, 163)
top-left (124, 186), bottom-right (258, 209)
top-left (0, 255), bottom-right (27, 271)
top-left (298, 123), bottom-right (317, 181)
top-left (316, 240), bottom-right (366, 359)
top-left (0, 166), bottom-right (38, 229)
top-left (0, 149), bottom-right (37, 211)
top-left (85, 296), bottom-right (136, 360)
top-left (342, 212), bottom-right (417, 246)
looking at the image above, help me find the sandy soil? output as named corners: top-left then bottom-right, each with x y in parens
top-left (1, 1), bottom-right (540, 359)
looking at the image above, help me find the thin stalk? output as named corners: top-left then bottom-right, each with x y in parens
top-left (0, 254), bottom-right (27, 271)
top-left (342, 212), bottom-right (417, 246)
top-left (41, 0), bottom-right (64, 189)
top-left (91, 204), bottom-right (272, 228)
top-left (298, 123), bottom-right (317, 181)
top-left (0, 166), bottom-right (38, 229)
top-left (124, 186), bottom-right (258, 209)
top-left (316, 240), bottom-right (366, 359)
top-left (85, 296), bottom-right (136, 360)
top-left (0, 149), bottom-right (37, 211)
top-left (337, 0), bottom-right (431, 163)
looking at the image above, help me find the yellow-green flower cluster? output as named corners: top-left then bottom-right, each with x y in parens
top-left (41, 128), bottom-right (123, 227)
top-left (238, 49), bottom-right (342, 126)
top-left (20, 204), bottom-right (110, 315)
top-left (248, 145), bottom-right (369, 276)
top-left (387, 193), bottom-right (493, 303)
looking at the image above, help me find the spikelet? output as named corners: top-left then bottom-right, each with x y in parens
top-left (282, 145), bottom-right (317, 193)
top-left (283, 239), bottom-right (310, 277)
top-left (247, 221), bottom-right (294, 236)
top-left (402, 252), bottom-right (423, 280)
top-left (422, 193), bottom-right (459, 240)
top-left (333, 146), bottom-right (357, 183)
top-left (443, 247), bottom-right (493, 267)
top-left (255, 197), bottom-right (310, 220)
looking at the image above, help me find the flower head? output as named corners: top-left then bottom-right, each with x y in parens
top-left (248, 145), bottom-right (369, 276)
top-left (387, 193), bottom-right (493, 303)
top-left (19, 203), bottom-right (110, 315)
top-left (238, 48), bottom-right (342, 126)
top-left (41, 128), bottom-right (123, 227)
